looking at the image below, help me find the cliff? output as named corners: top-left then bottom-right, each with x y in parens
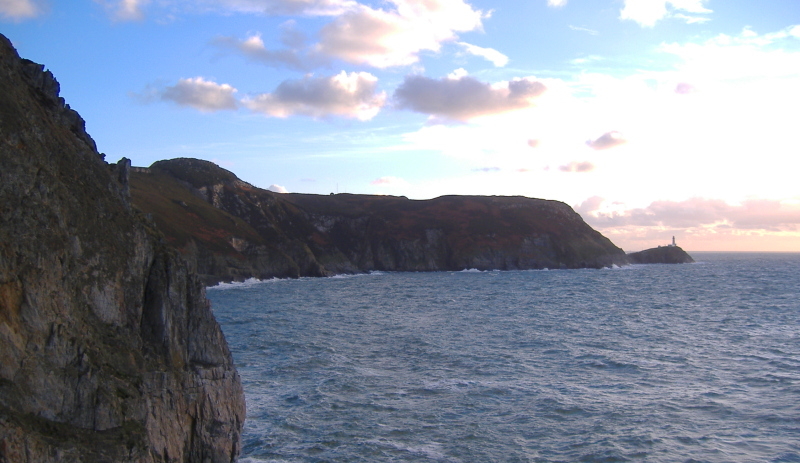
top-left (0, 34), bottom-right (244, 462)
top-left (626, 246), bottom-right (695, 264)
top-left (130, 158), bottom-right (629, 284)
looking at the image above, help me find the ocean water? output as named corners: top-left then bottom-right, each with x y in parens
top-left (208, 253), bottom-right (800, 462)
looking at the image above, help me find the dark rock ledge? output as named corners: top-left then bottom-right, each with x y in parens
top-left (0, 34), bottom-right (244, 462)
top-left (627, 245), bottom-right (695, 264)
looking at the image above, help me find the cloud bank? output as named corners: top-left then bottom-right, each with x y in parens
top-left (580, 197), bottom-right (800, 232)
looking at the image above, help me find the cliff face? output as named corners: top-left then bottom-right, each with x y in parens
top-left (0, 35), bottom-right (244, 462)
top-left (130, 158), bottom-right (629, 284)
top-left (627, 246), bottom-right (695, 264)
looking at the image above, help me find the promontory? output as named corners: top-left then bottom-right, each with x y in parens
top-left (0, 34), bottom-right (244, 462)
top-left (130, 158), bottom-right (632, 284)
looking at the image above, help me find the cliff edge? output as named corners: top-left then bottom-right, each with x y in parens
top-left (0, 35), bottom-right (244, 462)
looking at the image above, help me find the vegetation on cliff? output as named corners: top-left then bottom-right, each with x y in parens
top-left (130, 158), bottom-right (630, 284)
top-left (0, 34), bottom-right (244, 462)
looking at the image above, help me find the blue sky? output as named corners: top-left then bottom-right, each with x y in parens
top-left (3, 0), bottom-right (799, 251)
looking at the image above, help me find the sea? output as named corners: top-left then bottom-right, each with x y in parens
top-left (207, 253), bottom-right (800, 463)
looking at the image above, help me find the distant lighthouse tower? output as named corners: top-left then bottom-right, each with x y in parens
top-left (671, 236), bottom-right (676, 247)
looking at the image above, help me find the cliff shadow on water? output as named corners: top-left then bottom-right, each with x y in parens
top-left (0, 34), bottom-right (244, 462)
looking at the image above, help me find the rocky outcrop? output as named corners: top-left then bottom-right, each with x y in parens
top-left (0, 34), bottom-right (244, 462)
top-left (130, 159), bottom-right (629, 284)
top-left (626, 246), bottom-right (695, 264)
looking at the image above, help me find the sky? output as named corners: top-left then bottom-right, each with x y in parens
top-left (2, 0), bottom-right (799, 252)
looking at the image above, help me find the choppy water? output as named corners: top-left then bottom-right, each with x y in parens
top-left (208, 253), bottom-right (800, 462)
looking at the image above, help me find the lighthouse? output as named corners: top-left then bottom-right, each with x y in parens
top-left (671, 236), bottom-right (676, 247)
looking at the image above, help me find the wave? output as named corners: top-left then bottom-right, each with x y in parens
top-left (207, 277), bottom-right (284, 291)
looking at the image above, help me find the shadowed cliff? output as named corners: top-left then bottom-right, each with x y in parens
top-left (130, 158), bottom-right (629, 284)
top-left (0, 35), bottom-right (244, 462)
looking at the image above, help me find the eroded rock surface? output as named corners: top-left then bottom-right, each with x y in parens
top-left (0, 34), bottom-right (244, 462)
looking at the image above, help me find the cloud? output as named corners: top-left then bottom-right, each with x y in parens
top-left (559, 161), bottom-right (595, 173)
top-left (394, 74), bottom-right (546, 121)
top-left (95, 0), bottom-right (149, 21)
top-left (316, 0), bottom-right (486, 68)
top-left (586, 131), bottom-right (627, 150)
top-left (371, 176), bottom-right (407, 185)
top-left (620, 0), bottom-right (711, 27)
top-left (575, 195), bottom-right (605, 217)
top-left (527, 139), bottom-right (540, 148)
top-left (242, 71), bottom-right (386, 120)
top-left (457, 42), bottom-right (509, 67)
top-left (268, 184), bottom-right (289, 193)
top-left (674, 82), bottom-right (696, 94)
top-left (212, 0), bottom-right (357, 16)
top-left (568, 25), bottom-right (598, 35)
top-left (0, 0), bottom-right (43, 20)
top-left (673, 13), bottom-right (710, 24)
top-left (160, 77), bottom-right (238, 112)
top-left (474, 167), bottom-right (500, 172)
top-left (547, 0), bottom-right (567, 7)
top-left (205, 0), bottom-right (487, 70)
top-left (212, 25), bottom-right (328, 71)
top-left (582, 197), bottom-right (800, 231)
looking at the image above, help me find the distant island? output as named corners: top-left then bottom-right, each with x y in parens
top-left (129, 158), bottom-right (693, 284)
top-left (627, 237), bottom-right (695, 264)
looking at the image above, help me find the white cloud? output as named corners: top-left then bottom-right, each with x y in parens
top-left (620, 0), bottom-right (711, 27)
top-left (268, 184), bottom-right (289, 193)
top-left (457, 42), bottom-right (508, 67)
top-left (95, 0), bottom-right (149, 21)
top-left (242, 71), bottom-right (386, 120)
top-left (547, 0), bottom-right (567, 7)
top-left (673, 13), bottom-right (710, 24)
top-left (568, 25), bottom-right (598, 35)
top-left (160, 77), bottom-right (239, 112)
top-left (315, 0), bottom-right (486, 68)
top-left (0, 0), bottom-right (43, 20)
top-left (394, 74), bottom-right (547, 121)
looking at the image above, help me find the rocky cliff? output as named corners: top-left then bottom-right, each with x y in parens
top-left (130, 158), bottom-right (629, 284)
top-left (0, 35), bottom-right (244, 462)
top-left (627, 246), bottom-right (695, 264)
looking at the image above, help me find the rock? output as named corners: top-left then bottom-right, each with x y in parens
top-left (626, 246), bottom-right (695, 264)
top-left (0, 34), bottom-right (244, 462)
